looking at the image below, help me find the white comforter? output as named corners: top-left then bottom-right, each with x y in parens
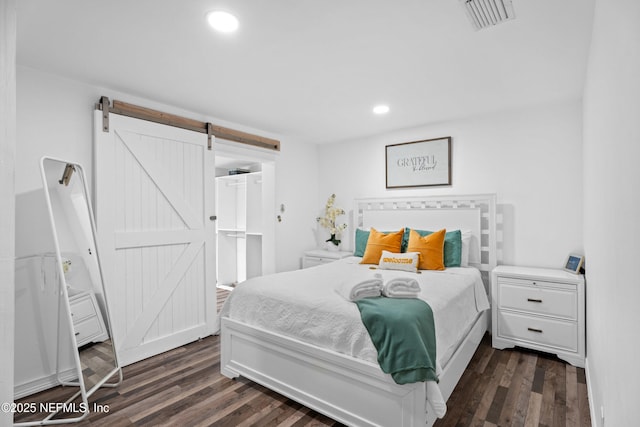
top-left (219, 256), bottom-right (490, 416)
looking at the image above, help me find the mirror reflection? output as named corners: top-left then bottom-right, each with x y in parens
top-left (41, 158), bottom-right (121, 391)
top-left (13, 157), bottom-right (121, 425)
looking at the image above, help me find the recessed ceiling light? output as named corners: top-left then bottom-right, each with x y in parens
top-left (207, 11), bottom-right (239, 33)
top-left (373, 105), bottom-right (390, 115)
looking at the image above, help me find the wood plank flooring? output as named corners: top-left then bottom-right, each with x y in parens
top-left (217, 288), bottom-right (230, 312)
top-left (434, 337), bottom-right (591, 427)
top-left (15, 289), bottom-right (591, 426)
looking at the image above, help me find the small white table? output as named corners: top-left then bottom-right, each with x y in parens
top-left (302, 249), bottom-right (352, 269)
top-left (491, 265), bottom-right (585, 367)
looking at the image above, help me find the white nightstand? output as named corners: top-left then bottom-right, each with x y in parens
top-left (68, 290), bottom-right (109, 347)
top-left (491, 265), bottom-right (585, 367)
top-left (302, 249), bottom-right (352, 269)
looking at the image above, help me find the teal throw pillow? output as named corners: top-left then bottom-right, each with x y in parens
top-left (354, 228), bottom-right (370, 257)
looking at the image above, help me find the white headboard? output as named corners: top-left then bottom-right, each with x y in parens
top-left (353, 194), bottom-right (497, 275)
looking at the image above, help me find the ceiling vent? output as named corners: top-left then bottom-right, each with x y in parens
top-left (460, 0), bottom-right (515, 31)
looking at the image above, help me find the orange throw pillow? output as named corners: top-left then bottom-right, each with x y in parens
top-left (360, 228), bottom-right (405, 264)
top-left (407, 228), bottom-right (446, 270)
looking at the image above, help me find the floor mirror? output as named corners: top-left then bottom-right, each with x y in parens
top-left (15, 157), bottom-right (122, 426)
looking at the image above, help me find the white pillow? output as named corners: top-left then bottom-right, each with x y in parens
top-left (460, 230), bottom-right (472, 267)
top-left (378, 250), bottom-right (419, 273)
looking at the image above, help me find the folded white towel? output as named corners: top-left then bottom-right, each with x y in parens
top-left (381, 277), bottom-right (421, 298)
top-left (336, 273), bottom-right (383, 301)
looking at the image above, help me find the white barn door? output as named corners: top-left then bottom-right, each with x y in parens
top-left (94, 112), bottom-right (216, 366)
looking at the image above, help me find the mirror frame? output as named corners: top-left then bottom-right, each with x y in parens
top-left (15, 157), bottom-right (123, 426)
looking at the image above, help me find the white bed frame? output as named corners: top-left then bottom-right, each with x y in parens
top-left (221, 194), bottom-right (497, 426)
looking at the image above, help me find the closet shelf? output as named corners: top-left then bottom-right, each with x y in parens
top-left (217, 229), bottom-right (262, 235)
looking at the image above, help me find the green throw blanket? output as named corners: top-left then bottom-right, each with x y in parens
top-left (355, 297), bottom-right (437, 385)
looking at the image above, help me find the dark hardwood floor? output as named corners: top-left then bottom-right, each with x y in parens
top-left (15, 289), bottom-right (591, 426)
top-left (434, 338), bottom-right (591, 427)
top-left (217, 287), bottom-right (230, 312)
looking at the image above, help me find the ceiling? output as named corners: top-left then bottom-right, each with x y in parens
top-left (17, 0), bottom-right (595, 145)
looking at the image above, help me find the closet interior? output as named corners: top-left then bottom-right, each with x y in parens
top-left (215, 156), bottom-right (263, 290)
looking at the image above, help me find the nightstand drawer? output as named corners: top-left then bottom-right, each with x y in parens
top-left (70, 296), bottom-right (96, 323)
top-left (498, 282), bottom-right (577, 320)
top-left (497, 311), bottom-right (578, 352)
top-left (302, 249), bottom-right (352, 269)
top-left (73, 316), bottom-right (105, 346)
top-left (303, 257), bottom-right (327, 268)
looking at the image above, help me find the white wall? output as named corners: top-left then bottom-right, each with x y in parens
top-left (1, 0), bottom-right (17, 422)
top-left (274, 139), bottom-right (319, 271)
top-left (318, 100), bottom-right (584, 268)
top-left (583, 0), bottom-right (640, 425)
top-left (16, 66), bottom-right (319, 272)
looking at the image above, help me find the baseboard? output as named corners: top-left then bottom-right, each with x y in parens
top-left (14, 368), bottom-right (77, 400)
top-left (585, 357), bottom-right (599, 427)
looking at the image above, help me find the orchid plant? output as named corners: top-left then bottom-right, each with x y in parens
top-left (316, 194), bottom-right (347, 246)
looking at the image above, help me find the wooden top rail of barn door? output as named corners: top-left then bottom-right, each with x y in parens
top-left (95, 96), bottom-right (280, 151)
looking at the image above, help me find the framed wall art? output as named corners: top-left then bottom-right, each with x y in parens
top-left (385, 136), bottom-right (452, 188)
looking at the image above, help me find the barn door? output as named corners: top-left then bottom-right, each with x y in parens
top-left (94, 111), bottom-right (216, 366)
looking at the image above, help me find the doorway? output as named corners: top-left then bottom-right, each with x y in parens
top-left (214, 142), bottom-right (277, 299)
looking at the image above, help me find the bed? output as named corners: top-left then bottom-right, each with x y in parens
top-left (220, 194), bottom-right (497, 427)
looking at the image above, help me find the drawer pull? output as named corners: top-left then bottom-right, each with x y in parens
top-left (527, 298), bottom-right (543, 303)
top-left (527, 327), bottom-right (543, 333)
top-left (75, 332), bottom-right (80, 336)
